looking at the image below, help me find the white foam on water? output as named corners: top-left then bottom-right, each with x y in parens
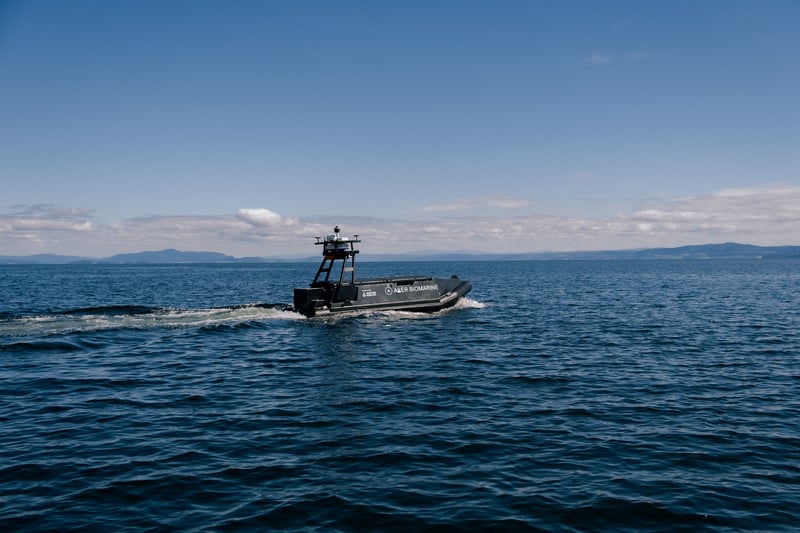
top-left (453, 296), bottom-right (487, 309)
top-left (1, 297), bottom-right (486, 336)
top-left (371, 296), bottom-right (488, 320)
top-left (0, 305), bottom-right (301, 337)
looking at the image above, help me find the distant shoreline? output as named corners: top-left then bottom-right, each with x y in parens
top-left (2, 243), bottom-right (800, 264)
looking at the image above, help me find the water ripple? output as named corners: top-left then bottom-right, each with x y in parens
top-left (1, 261), bottom-right (799, 530)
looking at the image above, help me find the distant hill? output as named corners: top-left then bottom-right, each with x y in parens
top-left (2, 243), bottom-right (799, 264)
top-left (0, 249), bottom-right (266, 264)
top-left (103, 249), bottom-right (243, 264)
top-left (0, 253), bottom-right (89, 265)
top-left (549, 243), bottom-right (800, 260)
top-left (365, 243), bottom-right (800, 261)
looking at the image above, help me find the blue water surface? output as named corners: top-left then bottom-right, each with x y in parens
top-left (1, 260), bottom-right (799, 531)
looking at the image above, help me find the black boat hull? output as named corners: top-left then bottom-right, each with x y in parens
top-left (294, 275), bottom-right (472, 317)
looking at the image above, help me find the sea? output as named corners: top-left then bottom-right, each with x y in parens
top-left (1, 260), bottom-right (798, 532)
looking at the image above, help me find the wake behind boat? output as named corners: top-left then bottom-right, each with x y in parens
top-left (293, 226), bottom-right (472, 317)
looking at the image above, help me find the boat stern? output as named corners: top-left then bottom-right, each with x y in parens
top-left (293, 287), bottom-right (326, 317)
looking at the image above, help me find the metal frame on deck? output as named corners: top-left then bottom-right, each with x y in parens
top-left (312, 226), bottom-right (361, 287)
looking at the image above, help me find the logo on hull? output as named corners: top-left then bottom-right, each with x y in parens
top-left (383, 284), bottom-right (439, 295)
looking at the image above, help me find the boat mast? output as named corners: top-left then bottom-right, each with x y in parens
top-left (312, 226), bottom-right (361, 286)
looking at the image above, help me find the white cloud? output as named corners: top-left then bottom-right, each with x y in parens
top-left (0, 205), bottom-right (93, 235)
top-left (10, 218), bottom-right (92, 231)
top-left (617, 185), bottom-right (800, 243)
top-left (632, 210), bottom-right (708, 222)
top-left (421, 196), bottom-right (530, 213)
top-left (487, 197), bottom-right (531, 209)
top-left (236, 208), bottom-right (283, 226)
top-left (421, 200), bottom-right (475, 213)
top-left (589, 51), bottom-right (611, 65)
top-left (2, 186), bottom-right (798, 257)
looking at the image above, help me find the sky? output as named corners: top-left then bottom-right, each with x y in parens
top-left (1, 0), bottom-right (799, 257)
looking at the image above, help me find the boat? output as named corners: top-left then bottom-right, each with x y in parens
top-left (292, 226), bottom-right (472, 317)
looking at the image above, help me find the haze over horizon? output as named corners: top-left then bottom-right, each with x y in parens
top-left (2, 1), bottom-right (799, 257)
